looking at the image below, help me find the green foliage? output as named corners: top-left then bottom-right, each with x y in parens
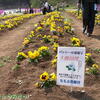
top-left (29, 58), bottom-right (39, 63)
top-left (89, 67), bottom-right (99, 75)
top-left (40, 50), bottom-right (51, 58)
top-left (16, 55), bottom-right (25, 62)
top-left (41, 80), bottom-right (56, 88)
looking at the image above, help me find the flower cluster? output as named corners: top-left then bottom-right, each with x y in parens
top-left (42, 35), bottom-right (52, 43)
top-left (16, 52), bottom-right (28, 62)
top-left (85, 53), bottom-right (94, 66)
top-left (71, 37), bottom-right (82, 47)
top-left (85, 53), bottom-right (100, 75)
top-left (35, 72), bottom-right (56, 88)
top-left (36, 26), bottom-right (43, 32)
top-left (52, 43), bottom-right (59, 52)
top-left (38, 46), bottom-right (50, 58)
top-left (16, 46), bottom-right (50, 63)
top-left (22, 38), bottom-right (30, 46)
top-left (22, 31), bottom-right (35, 46)
top-left (28, 50), bottom-right (40, 63)
top-left (86, 64), bottom-right (99, 75)
top-left (28, 46), bottom-right (50, 63)
top-left (51, 55), bottom-right (57, 67)
top-left (95, 14), bottom-right (100, 25)
top-left (40, 11), bottom-right (73, 36)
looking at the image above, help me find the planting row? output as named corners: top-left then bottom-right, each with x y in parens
top-left (0, 13), bottom-right (41, 31)
top-left (0, 14), bottom-right (21, 21)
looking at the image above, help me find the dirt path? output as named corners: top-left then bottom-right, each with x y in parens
top-left (0, 15), bottom-right (43, 57)
top-left (63, 12), bottom-right (100, 49)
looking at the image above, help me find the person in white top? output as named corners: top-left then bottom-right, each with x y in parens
top-left (44, 2), bottom-right (49, 8)
top-left (51, 6), bottom-right (54, 11)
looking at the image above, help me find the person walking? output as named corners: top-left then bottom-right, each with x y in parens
top-left (42, 0), bottom-right (51, 14)
top-left (78, 0), bottom-right (98, 37)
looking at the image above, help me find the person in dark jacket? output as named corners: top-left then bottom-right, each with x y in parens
top-left (78, 0), bottom-right (98, 37)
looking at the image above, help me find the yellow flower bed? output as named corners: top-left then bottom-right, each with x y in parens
top-left (0, 13), bottom-right (41, 31)
top-left (0, 14), bottom-right (20, 20)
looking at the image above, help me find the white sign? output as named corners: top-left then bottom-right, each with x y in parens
top-left (57, 47), bottom-right (86, 87)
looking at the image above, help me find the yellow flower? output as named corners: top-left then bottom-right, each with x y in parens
top-left (43, 35), bottom-right (47, 38)
top-left (28, 50), bottom-right (40, 59)
top-left (50, 27), bottom-right (56, 32)
top-left (71, 37), bottom-right (80, 42)
top-left (53, 43), bottom-right (59, 48)
top-left (31, 31), bottom-right (34, 34)
top-left (18, 52), bottom-right (28, 58)
top-left (50, 23), bottom-right (56, 27)
top-left (40, 72), bottom-right (49, 81)
top-left (50, 73), bottom-right (56, 80)
top-left (34, 50), bottom-right (40, 56)
top-left (85, 53), bottom-right (91, 57)
top-left (53, 48), bottom-right (57, 51)
top-left (29, 35), bottom-right (33, 38)
top-left (34, 23), bottom-right (38, 27)
top-left (85, 55), bottom-right (89, 60)
top-left (55, 55), bottom-right (58, 59)
top-left (74, 42), bottom-right (80, 47)
top-left (38, 46), bottom-right (49, 52)
top-left (64, 26), bottom-right (70, 30)
top-left (64, 21), bottom-right (68, 25)
top-left (92, 64), bottom-right (99, 69)
top-left (51, 59), bottom-right (57, 65)
top-left (37, 34), bottom-right (42, 37)
top-left (23, 39), bottom-right (30, 45)
top-left (36, 26), bottom-right (43, 32)
top-left (71, 37), bottom-right (81, 46)
top-left (47, 35), bottom-right (51, 38)
top-left (28, 51), bottom-right (35, 59)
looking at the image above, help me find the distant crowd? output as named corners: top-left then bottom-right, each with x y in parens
top-left (0, 1), bottom-right (56, 15)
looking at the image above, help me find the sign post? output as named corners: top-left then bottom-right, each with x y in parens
top-left (57, 47), bottom-right (86, 91)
